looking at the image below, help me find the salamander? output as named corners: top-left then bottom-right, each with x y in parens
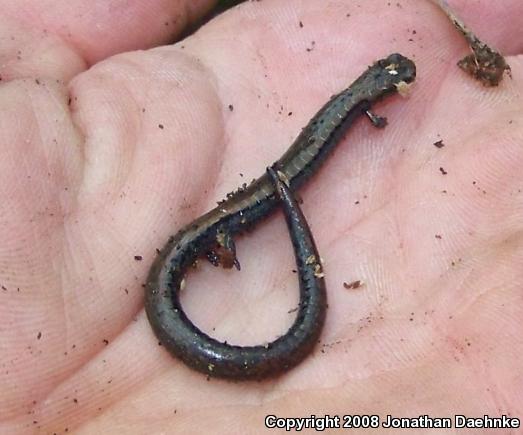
top-left (145, 53), bottom-right (416, 380)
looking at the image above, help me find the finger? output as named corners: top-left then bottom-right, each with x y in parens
top-left (435, 0), bottom-right (523, 55)
top-left (0, 0), bottom-right (217, 80)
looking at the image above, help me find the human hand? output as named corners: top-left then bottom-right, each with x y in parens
top-left (1, 0), bottom-right (522, 433)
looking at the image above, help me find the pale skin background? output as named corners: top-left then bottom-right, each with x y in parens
top-left (1, 0), bottom-right (522, 433)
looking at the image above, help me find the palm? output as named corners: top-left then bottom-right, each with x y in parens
top-left (2, 0), bottom-right (522, 433)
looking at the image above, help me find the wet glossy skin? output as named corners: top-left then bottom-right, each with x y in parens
top-left (145, 53), bottom-right (417, 380)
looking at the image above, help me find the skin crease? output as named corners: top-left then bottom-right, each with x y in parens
top-left (0, 0), bottom-right (522, 433)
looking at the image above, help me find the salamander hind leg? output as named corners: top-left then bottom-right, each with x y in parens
top-left (206, 229), bottom-right (241, 270)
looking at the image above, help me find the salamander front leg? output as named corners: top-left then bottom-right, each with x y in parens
top-left (365, 109), bottom-right (388, 128)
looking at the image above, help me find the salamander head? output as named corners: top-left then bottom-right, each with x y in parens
top-left (378, 53), bottom-right (417, 85)
top-left (352, 53), bottom-right (417, 102)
